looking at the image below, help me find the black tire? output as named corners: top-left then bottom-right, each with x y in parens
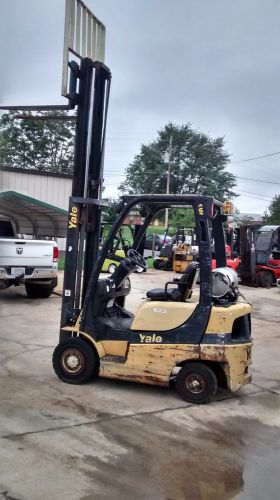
top-left (25, 282), bottom-right (54, 298)
top-left (52, 338), bottom-right (98, 384)
top-left (259, 270), bottom-right (274, 288)
top-left (175, 362), bottom-right (217, 404)
top-left (153, 259), bottom-right (161, 269)
top-left (163, 260), bottom-right (172, 271)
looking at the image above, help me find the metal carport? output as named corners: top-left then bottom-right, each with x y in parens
top-left (0, 191), bottom-right (68, 237)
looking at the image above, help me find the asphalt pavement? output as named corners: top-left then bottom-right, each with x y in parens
top-left (0, 270), bottom-right (279, 500)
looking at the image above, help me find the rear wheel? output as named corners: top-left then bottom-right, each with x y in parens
top-left (52, 338), bottom-right (98, 384)
top-left (25, 282), bottom-right (55, 298)
top-left (259, 270), bottom-right (274, 288)
top-left (176, 362), bottom-right (217, 404)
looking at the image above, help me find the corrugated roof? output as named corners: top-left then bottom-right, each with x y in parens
top-left (0, 191), bottom-right (68, 237)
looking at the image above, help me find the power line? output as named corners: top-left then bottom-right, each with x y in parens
top-left (236, 175), bottom-right (280, 185)
top-left (230, 151), bottom-right (280, 163)
top-left (235, 188), bottom-right (272, 198)
top-left (234, 190), bottom-right (272, 202)
top-left (104, 171), bottom-right (280, 186)
top-left (104, 169), bottom-right (280, 186)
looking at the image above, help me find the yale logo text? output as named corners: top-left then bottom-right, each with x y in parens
top-left (139, 334), bottom-right (162, 343)
top-left (197, 203), bottom-right (204, 215)
top-left (69, 206), bottom-right (78, 229)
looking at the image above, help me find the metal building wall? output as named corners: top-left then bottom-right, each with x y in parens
top-left (0, 168), bottom-right (72, 210)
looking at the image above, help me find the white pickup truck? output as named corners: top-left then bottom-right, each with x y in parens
top-left (0, 215), bottom-right (58, 298)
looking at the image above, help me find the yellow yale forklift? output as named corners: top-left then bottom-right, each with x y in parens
top-left (52, 58), bottom-right (252, 404)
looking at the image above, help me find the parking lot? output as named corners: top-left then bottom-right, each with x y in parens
top-left (0, 270), bottom-right (280, 500)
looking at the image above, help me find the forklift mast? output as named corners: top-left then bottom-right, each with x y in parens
top-left (60, 59), bottom-right (111, 335)
top-left (239, 223), bottom-right (261, 286)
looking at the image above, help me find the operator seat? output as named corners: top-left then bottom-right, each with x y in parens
top-left (146, 261), bottom-right (199, 302)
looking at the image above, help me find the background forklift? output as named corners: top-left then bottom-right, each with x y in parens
top-left (239, 224), bottom-right (280, 287)
top-left (52, 57), bottom-right (253, 404)
top-left (153, 228), bottom-right (197, 272)
top-left (100, 222), bottom-right (146, 273)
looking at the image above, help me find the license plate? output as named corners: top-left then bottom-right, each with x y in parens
top-left (11, 267), bottom-right (25, 276)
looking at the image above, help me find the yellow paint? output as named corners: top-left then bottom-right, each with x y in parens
top-left (198, 203), bottom-right (204, 215)
top-left (206, 303), bottom-right (251, 333)
top-left (131, 300), bottom-right (197, 331)
top-left (200, 342), bottom-right (252, 391)
top-left (61, 326), bottom-right (79, 332)
top-left (172, 259), bottom-right (193, 273)
top-left (99, 341), bottom-right (252, 391)
top-left (60, 327), bottom-right (106, 357)
top-left (68, 205), bottom-right (78, 229)
top-left (101, 340), bottom-right (128, 356)
top-left (223, 200), bottom-right (234, 215)
top-left (99, 343), bottom-right (200, 386)
top-left (61, 297), bottom-right (252, 392)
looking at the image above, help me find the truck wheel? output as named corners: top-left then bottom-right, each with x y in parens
top-left (108, 263), bottom-right (117, 274)
top-left (259, 270), bottom-right (274, 288)
top-left (25, 282), bottom-right (54, 298)
top-left (175, 362), bottom-right (217, 404)
top-left (52, 338), bottom-right (98, 384)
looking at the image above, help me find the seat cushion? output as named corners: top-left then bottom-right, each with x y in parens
top-left (146, 288), bottom-right (182, 301)
top-left (146, 288), bottom-right (168, 300)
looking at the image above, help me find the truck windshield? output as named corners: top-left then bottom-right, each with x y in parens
top-left (256, 231), bottom-right (273, 251)
top-left (0, 220), bottom-right (15, 238)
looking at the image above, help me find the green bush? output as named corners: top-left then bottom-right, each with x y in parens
top-left (145, 257), bottom-right (154, 268)
top-left (58, 257), bottom-right (65, 271)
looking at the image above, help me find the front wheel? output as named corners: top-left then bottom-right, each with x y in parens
top-left (108, 263), bottom-right (117, 274)
top-left (175, 362), bottom-right (217, 404)
top-left (52, 338), bottom-right (98, 384)
top-left (25, 282), bottom-right (55, 298)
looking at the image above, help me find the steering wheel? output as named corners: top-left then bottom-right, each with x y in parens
top-left (127, 249), bottom-right (147, 269)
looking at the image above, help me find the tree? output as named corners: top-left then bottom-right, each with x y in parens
top-left (103, 198), bottom-right (120, 222)
top-left (264, 194), bottom-right (280, 224)
top-left (168, 208), bottom-right (195, 228)
top-left (0, 111), bottom-right (75, 174)
top-left (119, 123), bottom-right (237, 200)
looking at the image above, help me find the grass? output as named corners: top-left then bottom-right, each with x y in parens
top-left (146, 225), bottom-right (170, 236)
top-left (145, 257), bottom-right (154, 269)
top-left (58, 257), bottom-right (65, 271)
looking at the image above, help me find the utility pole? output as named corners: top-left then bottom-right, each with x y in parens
top-left (164, 134), bottom-right (173, 229)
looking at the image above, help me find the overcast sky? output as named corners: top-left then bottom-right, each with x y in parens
top-left (1, 0), bottom-right (280, 214)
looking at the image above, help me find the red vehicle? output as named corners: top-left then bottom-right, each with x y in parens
top-left (255, 225), bottom-right (280, 287)
top-left (212, 244), bottom-right (241, 272)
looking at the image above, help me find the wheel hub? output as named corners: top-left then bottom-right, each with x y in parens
top-left (61, 349), bottom-right (84, 374)
top-left (186, 374), bottom-right (205, 394)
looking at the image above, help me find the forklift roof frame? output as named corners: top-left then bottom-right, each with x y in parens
top-left (255, 225), bottom-right (280, 253)
top-left (80, 193), bottom-right (227, 333)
